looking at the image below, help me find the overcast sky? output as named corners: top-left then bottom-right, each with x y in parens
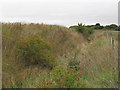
top-left (0, 0), bottom-right (119, 27)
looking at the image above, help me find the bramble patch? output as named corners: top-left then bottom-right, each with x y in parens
top-left (16, 34), bottom-right (56, 68)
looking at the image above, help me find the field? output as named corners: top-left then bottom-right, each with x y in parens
top-left (2, 23), bottom-right (119, 88)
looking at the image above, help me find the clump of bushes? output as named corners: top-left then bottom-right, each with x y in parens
top-left (70, 23), bottom-right (94, 36)
top-left (40, 65), bottom-right (86, 88)
top-left (94, 23), bottom-right (104, 30)
top-left (104, 24), bottom-right (118, 30)
top-left (16, 34), bottom-right (56, 68)
top-left (69, 23), bottom-right (94, 42)
top-left (77, 23), bottom-right (94, 35)
top-left (70, 23), bottom-right (119, 31)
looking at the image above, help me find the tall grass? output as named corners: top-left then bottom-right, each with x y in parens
top-left (2, 23), bottom-right (118, 88)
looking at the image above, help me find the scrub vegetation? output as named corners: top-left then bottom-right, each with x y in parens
top-left (2, 23), bottom-right (119, 88)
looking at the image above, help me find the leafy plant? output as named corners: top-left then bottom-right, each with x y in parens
top-left (16, 34), bottom-right (56, 68)
top-left (40, 65), bottom-right (86, 88)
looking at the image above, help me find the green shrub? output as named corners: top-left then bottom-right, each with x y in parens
top-left (104, 24), bottom-right (118, 30)
top-left (16, 34), bottom-right (56, 68)
top-left (76, 25), bottom-right (94, 42)
top-left (76, 23), bottom-right (85, 33)
top-left (40, 65), bottom-right (86, 88)
top-left (70, 23), bottom-right (94, 37)
top-left (94, 23), bottom-right (104, 29)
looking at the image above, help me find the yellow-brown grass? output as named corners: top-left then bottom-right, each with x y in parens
top-left (2, 23), bottom-right (118, 88)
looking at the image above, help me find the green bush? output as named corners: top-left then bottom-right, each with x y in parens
top-left (76, 23), bottom-right (85, 33)
top-left (77, 25), bottom-right (94, 40)
top-left (104, 24), bottom-right (118, 30)
top-left (94, 23), bottom-right (104, 29)
top-left (83, 27), bottom-right (94, 36)
top-left (71, 23), bottom-right (94, 36)
top-left (40, 65), bottom-right (86, 88)
top-left (16, 34), bottom-right (56, 68)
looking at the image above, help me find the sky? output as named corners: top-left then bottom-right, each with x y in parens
top-left (0, 0), bottom-right (119, 27)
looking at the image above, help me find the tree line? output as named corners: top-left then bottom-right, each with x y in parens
top-left (70, 23), bottom-right (120, 31)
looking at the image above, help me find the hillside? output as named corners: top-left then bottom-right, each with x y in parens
top-left (2, 23), bottom-right (118, 88)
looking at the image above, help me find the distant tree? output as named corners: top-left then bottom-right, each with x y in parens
top-left (69, 23), bottom-right (94, 35)
top-left (94, 23), bottom-right (104, 29)
top-left (105, 24), bottom-right (118, 30)
top-left (77, 23), bottom-right (85, 33)
top-left (96, 23), bottom-right (100, 26)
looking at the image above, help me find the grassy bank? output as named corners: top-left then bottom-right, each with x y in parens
top-left (2, 23), bottom-right (118, 88)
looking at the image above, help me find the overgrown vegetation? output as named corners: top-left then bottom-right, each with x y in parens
top-left (2, 23), bottom-right (118, 88)
top-left (69, 23), bottom-right (94, 42)
top-left (16, 34), bottom-right (56, 68)
top-left (70, 23), bottom-right (94, 35)
top-left (39, 65), bottom-right (86, 88)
